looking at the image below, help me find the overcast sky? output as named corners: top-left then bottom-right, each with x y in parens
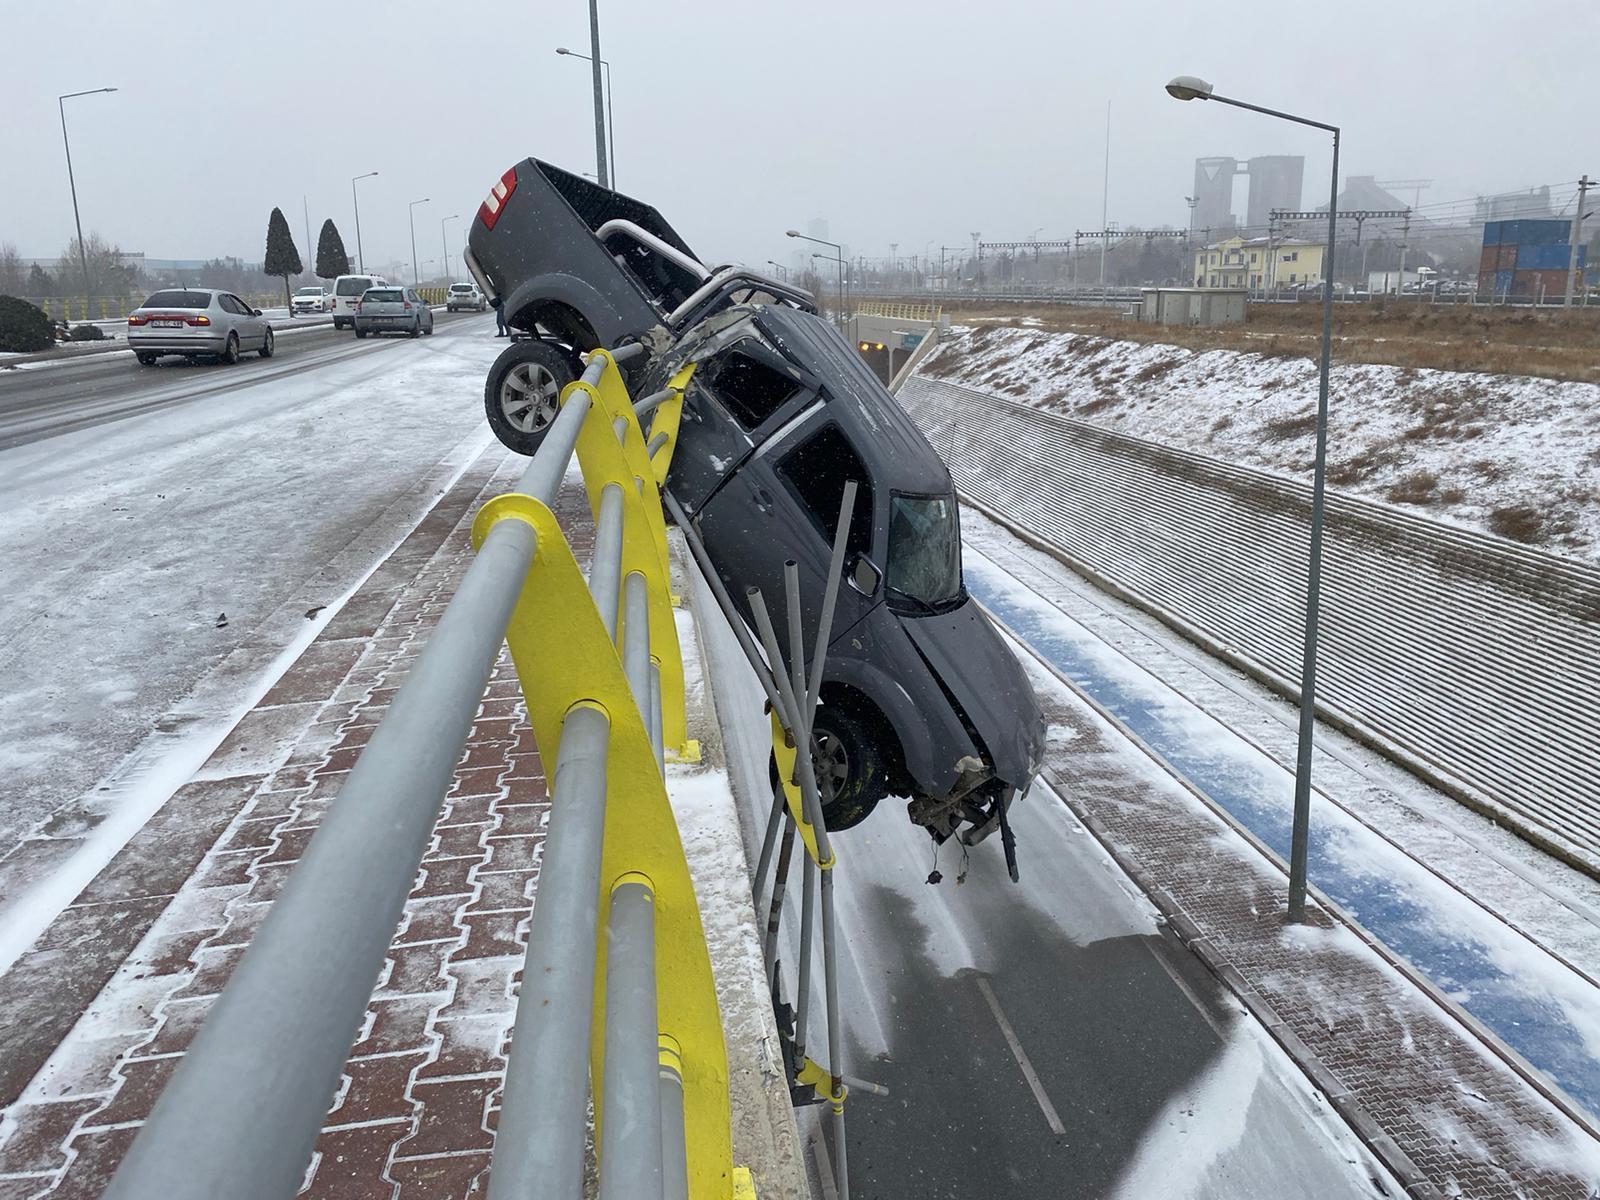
top-left (3, 0), bottom-right (1595, 275)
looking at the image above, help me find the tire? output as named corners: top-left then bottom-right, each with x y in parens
top-left (767, 705), bottom-right (888, 832)
top-left (409, 317), bottom-right (421, 338)
top-left (258, 328), bottom-right (275, 359)
top-left (423, 318), bottom-right (433, 336)
top-left (219, 332), bottom-right (239, 365)
top-left (354, 326), bottom-right (368, 339)
top-left (135, 352), bottom-right (157, 366)
top-left (484, 339), bottom-right (577, 456)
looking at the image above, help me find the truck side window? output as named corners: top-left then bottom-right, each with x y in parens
top-left (776, 424), bottom-right (873, 556)
top-left (707, 344), bottom-right (803, 428)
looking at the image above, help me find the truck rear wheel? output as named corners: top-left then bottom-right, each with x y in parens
top-left (484, 339), bottom-right (577, 456)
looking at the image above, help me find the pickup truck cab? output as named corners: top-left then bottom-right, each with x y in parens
top-left (465, 158), bottom-right (1044, 844)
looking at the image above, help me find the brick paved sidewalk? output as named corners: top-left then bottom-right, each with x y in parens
top-left (0, 448), bottom-right (577, 1199)
top-left (1023, 659), bottom-right (1600, 1199)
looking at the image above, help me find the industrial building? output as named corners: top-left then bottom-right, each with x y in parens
top-left (1189, 155), bottom-right (1305, 233)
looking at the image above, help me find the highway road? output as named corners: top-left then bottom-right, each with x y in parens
top-left (0, 310), bottom-right (479, 449)
top-left (0, 311), bottom-right (500, 847)
top-left (694, 567), bottom-right (1396, 1200)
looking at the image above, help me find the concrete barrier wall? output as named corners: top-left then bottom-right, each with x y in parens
top-left (898, 375), bottom-right (1600, 874)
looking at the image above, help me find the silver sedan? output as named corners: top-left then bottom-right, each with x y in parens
top-left (353, 287), bottom-right (435, 338)
top-left (127, 288), bottom-right (274, 365)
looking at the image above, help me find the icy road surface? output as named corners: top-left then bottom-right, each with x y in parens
top-left (692, 563), bottom-right (1396, 1200)
top-left (0, 312), bottom-right (497, 851)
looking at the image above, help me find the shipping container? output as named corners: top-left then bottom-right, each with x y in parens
top-left (1497, 245), bottom-right (1520, 271)
top-left (1495, 269), bottom-right (1515, 295)
top-left (1516, 243), bottom-right (1570, 270)
top-left (1512, 268), bottom-right (1576, 297)
top-left (1479, 246), bottom-right (1499, 274)
top-left (1482, 221), bottom-right (1501, 246)
top-left (1500, 219), bottom-right (1569, 246)
top-left (1517, 244), bottom-right (1588, 271)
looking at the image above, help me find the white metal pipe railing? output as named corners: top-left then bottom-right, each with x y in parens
top-left (600, 879), bottom-right (665, 1200)
top-left (489, 702), bottom-right (612, 1197)
top-left (108, 349), bottom-right (653, 1200)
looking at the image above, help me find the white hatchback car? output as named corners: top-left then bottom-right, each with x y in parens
top-left (127, 288), bottom-right (274, 365)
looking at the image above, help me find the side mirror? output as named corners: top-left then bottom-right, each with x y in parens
top-left (252, 308), bottom-right (263, 317)
top-left (848, 555), bottom-right (882, 597)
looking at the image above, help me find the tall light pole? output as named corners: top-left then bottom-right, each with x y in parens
top-left (787, 229), bottom-right (844, 330)
top-left (557, 46), bottom-right (615, 187)
top-left (765, 260), bottom-right (789, 280)
top-left (1166, 74), bottom-right (1339, 923)
top-left (351, 172), bottom-right (378, 273)
top-left (408, 198), bottom-right (430, 284)
top-left (58, 86), bottom-right (118, 317)
top-left (441, 214), bottom-right (460, 285)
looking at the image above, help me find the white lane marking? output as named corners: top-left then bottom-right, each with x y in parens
top-left (975, 975), bottom-right (1067, 1136)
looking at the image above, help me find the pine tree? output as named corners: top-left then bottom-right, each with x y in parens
top-left (316, 219), bottom-right (350, 280)
top-left (264, 207), bottom-right (303, 309)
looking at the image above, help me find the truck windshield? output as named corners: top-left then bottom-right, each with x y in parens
top-left (887, 493), bottom-right (962, 609)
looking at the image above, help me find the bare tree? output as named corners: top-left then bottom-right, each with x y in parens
top-left (0, 243), bottom-right (25, 296)
top-left (56, 231), bottom-right (138, 301)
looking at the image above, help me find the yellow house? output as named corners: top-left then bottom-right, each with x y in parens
top-left (1193, 235), bottom-right (1326, 289)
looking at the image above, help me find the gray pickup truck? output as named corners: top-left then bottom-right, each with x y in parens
top-left (464, 158), bottom-right (1044, 851)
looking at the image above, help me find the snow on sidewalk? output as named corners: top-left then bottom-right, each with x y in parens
top-left (0, 452), bottom-right (794, 1199)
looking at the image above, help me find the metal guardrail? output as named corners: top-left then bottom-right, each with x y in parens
top-left (21, 288), bottom-right (450, 322)
top-left (899, 375), bottom-right (1600, 876)
top-left (852, 299), bottom-right (942, 322)
top-left (106, 346), bottom-right (755, 1200)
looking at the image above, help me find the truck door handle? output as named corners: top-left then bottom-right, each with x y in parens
top-left (751, 485), bottom-right (774, 513)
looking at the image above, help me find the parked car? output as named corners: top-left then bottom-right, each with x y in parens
top-left (466, 157), bottom-right (1045, 845)
top-left (330, 273), bottom-right (387, 329)
top-left (127, 288), bottom-right (274, 365)
top-left (291, 285), bottom-right (330, 314)
top-left (353, 286), bottom-right (434, 339)
top-left (446, 282), bottom-right (488, 312)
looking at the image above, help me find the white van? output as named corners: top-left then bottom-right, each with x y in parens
top-left (330, 274), bottom-right (387, 329)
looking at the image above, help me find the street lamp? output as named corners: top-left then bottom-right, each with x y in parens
top-left (58, 86), bottom-right (118, 318)
top-left (1167, 74), bottom-right (1339, 922)
top-left (351, 172), bottom-right (378, 273)
top-left (765, 260), bottom-right (788, 280)
top-left (441, 214), bottom-right (460, 285)
top-left (788, 229), bottom-right (845, 331)
top-left (557, 46), bottom-right (615, 187)
top-left (408, 198), bottom-right (430, 285)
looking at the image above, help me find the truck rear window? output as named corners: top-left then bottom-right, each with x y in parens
top-left (706, 345), bottom-right (802, 429)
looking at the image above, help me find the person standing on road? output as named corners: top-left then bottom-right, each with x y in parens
top-left (494, 298), bottom-right (507, 337)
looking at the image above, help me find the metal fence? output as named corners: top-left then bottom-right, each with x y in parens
top-left (105, 346), bottom-right (754, 1200)
top-left (852, 299), bottom-right (943, 322)
top-left (899, 376), bottom-right (1600, 877)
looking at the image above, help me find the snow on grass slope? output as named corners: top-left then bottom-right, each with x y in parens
top-left (919, 323), bottom-right (1600, 563)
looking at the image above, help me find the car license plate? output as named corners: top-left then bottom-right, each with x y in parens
top-left (153, 319), bottom-right (182, 328)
